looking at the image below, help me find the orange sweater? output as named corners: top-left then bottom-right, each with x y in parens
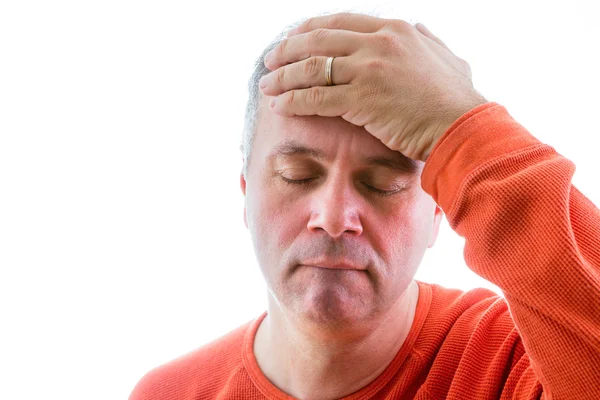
top-left (129, 102), bottom-right (600, 399)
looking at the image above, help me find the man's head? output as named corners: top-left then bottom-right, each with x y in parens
top-left (240, 19), bottom-right (443, 333)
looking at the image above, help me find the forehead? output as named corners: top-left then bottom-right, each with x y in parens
top-left (254, 97), bottom-right (421, 171)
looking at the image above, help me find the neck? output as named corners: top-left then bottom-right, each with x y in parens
top-left (254, 280), bottom-right (419, 400)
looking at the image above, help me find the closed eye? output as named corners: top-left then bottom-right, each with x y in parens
top-left (280, 176), bottom-right (403, 197)
top-left (362, 183), bottom-right (403, 197)
top-left (280, 176), bottom-right (316, 185)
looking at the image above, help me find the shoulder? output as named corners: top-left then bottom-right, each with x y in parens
top-left (128, 316), bottom-right (258, 400)
top-left (416, 281), bottom-right (537, 398)
top-left (431, 285), bottom-right (516, 334)
top-left (417, 282), bottom-right (525, 369)
top-left (417, 282), bottom-right (517, 353)
top-left (426, 281), bottom-right (508, 321)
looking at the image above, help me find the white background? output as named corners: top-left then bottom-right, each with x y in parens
top-left (1, 0), bottom-right (598, 399)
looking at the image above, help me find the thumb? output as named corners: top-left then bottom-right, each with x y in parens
top-left (415, 23), bottom-right (450, 51)
top-left (415, 22), bottom-right (471, 77)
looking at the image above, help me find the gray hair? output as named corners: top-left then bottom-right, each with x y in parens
top-left (240, 19), bottom-right (305, 177)
top-left (240, 9), bottom-right (389, 177)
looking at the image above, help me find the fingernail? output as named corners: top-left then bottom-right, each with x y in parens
top-left (259, 76), bottom-right (267, 89)
top-left (270, 98), bottom-right (276, 108)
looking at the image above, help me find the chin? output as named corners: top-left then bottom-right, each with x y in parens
top-left (276, 265), bottom-right (380, 331)
top-left (302, 304), bottom-right (367, 331)
top-left (297, 281), bottom-right (374, 330)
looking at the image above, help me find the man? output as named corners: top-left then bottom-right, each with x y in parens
top-left (130, 13), bottom-right (600, 400)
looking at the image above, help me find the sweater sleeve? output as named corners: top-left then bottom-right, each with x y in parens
top-left (421, 102), bottom-right (600, 399)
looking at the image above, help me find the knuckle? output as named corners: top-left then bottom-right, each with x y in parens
top-left (374, 32), bottom-right (404, 53)
top-left (284, 90), bottom-right (296, 107)
top-left (309, 28), bottom-right (328, 45)
top-left (296, 17), bottom-right (315, 35)
top-left (302, 17), bottom-right (314, 31)
top-left (303, 57), bottom-right (320, 78)
top-left (365, 59), bottom-right (389, 75)
top-left (277, 38), bottom-right (289, 56)
top-left (329, 13), bottom-right (351, 29)
top-left (307, 87), bottom-right (324, 105)
top-left (276, 67), bottom-right (286, 85)
top-left (387, 19), bottom-right (413, 33)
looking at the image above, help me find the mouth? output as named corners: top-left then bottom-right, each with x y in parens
top-left (299, 261), bottom-right (366, 271)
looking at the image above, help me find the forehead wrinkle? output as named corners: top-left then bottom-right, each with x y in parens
top-left (267, 139), bottom-right (421, 176)
top-left (268, 140), bottom-right (328, 162)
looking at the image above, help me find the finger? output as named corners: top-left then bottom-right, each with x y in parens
top-left (264, 29), bottom-right (361, 70)
top-left (269, 85), bottom-right (353, 118)
top-left (288, 12), bottom-right (387, 37)
top-left (259, 56), bottom-right (351, 96)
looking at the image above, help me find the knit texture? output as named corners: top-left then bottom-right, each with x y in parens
top-left (130, 102), bottom-right (600, 399)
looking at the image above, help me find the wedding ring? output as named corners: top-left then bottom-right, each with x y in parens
top-left (325, 56), bottom-right (335, 86)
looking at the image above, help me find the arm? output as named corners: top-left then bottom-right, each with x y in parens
top-left (422, 102), bottom-right (600, 399)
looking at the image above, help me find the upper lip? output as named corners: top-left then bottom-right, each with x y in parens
top-left (301, 259), bottom-right (366, 270)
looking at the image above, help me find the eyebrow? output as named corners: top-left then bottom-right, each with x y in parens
top-left (363, 155), bottom-right (419, 174)
top-left (271, 141), bottom-right (327, 160)
top-left (269, 141), bottom-right (419, 174)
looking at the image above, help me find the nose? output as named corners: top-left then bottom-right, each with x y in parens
top-left (306, 173), bottom-right (364, 239)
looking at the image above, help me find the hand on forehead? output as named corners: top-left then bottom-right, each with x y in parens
top-left (256, 98), bottom-right (420, 177)
top-left (258, 95), bottom-right (402, 161)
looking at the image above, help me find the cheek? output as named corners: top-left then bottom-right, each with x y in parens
top-left (372, 208), bottom-right (414, 252)
top-left (248, 180), bottom-right (305, 253)
top-left (368, 191), bottom-right (432, 260)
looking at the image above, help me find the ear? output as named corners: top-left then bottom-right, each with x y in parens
top-left (240, 170), bottom-right (248, 229)
top-left (427, 204), bottom-right (444, 248)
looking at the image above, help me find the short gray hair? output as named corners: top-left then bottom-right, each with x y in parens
top-left (240, 19), bottom-right (304, 177)
top-left (240, 9), bottom-right (387, 177)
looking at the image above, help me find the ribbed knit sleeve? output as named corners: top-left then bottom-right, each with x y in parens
top-left (421, 102), bottom-right (600, 399)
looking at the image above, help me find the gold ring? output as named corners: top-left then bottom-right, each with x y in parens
top-left (325, 56), bottom-right (335, 86)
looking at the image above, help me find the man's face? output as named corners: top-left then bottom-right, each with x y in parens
top-left (241, 98), bottom-right (442, 329)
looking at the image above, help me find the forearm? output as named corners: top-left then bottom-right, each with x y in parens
top-left (422, 102), bottom-right (600, 398)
